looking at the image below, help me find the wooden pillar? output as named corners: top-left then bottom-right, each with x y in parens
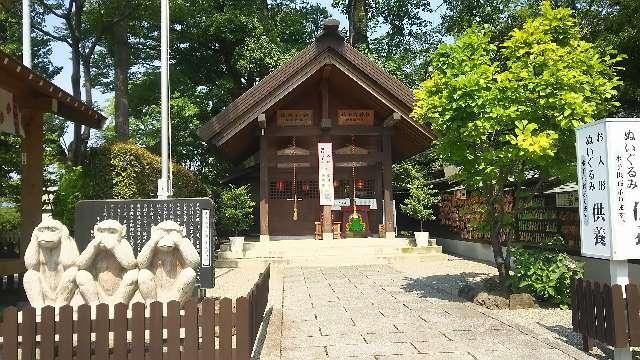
top-left (258, 114), bottom-right (269, 242)
top-left (320, 66), bottom-right (333, 240)
top-left (382, 133), bottom-right (395, 239)
top-left (20, 111), bottom-right (43, 255)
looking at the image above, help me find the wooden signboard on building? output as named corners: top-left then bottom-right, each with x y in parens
top-left (337, 109), bottom-right (374, 126)
top-left (277, 110), bottom-right (313, 127)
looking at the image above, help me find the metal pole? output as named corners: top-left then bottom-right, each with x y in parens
top-left (610, 260), bottom-right (632, 360)
top-left (22, 0), bottom-right (31, 67)
top-left (158, 0), bottom-right (170, 199)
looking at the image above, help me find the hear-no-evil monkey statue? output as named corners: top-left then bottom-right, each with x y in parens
top-left (23, 219), bottom-right (80, 308)
top-left (137, 220), bottom-right (200, 305)
top-left (75, 220), bottom-right (138, 305)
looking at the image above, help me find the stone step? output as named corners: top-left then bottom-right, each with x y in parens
top-left (215, 251), bottom-right (443, 268)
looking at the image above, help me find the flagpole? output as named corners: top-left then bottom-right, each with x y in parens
top-left (22, 0), bottom-right (31, 67)
top-left (158, 0), bottom-right (171, 199)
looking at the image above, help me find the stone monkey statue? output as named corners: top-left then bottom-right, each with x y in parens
top-left (137, 220), bottom-right (200, 305)
top-left (23, 219), bottom-right (80, 307)
top-left (75, 220), bottom-right (139, 305)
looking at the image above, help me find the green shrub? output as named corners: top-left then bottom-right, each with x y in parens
top-left (510, 246), bottom-right (583, 308)
top-left (0, 207), bottom-right (20, 233)
top-left (51, 165), bottom-right (83, 229)
top-left (217, 185), bottom-right (255, 237)
top-left (53, 142), bottom-right (209, 229)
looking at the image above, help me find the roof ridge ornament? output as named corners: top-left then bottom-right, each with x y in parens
top-left (316, 18), bottom-right (344, 43)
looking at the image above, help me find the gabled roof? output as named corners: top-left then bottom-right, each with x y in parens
top-left (0, 51), bottom-right (106, 129)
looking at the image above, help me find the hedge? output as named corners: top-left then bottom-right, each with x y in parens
top-left (53, 142), bottom-right (209, 229)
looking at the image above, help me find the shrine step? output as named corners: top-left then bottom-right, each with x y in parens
top-left (216, 238), bottom-right (442, 267)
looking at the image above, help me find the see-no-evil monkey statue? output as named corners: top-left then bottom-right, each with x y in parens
top-left (75, 220), bottom-right (139, 305)
top-left (23, 219), bottom-right (80, 308)
top-left (137, 220), bottom-right (200, 305)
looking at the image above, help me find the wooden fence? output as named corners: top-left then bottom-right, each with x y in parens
top-left (0, 264), bottom-right (270, 360)
top-left (572, 278), bottom-right (640, 351)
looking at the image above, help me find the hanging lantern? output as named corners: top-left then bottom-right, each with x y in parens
top-left (355, 179), bottom-right (365, 190)
top-left (333, 179), bottom-right (341, 188)
top-left (276, 180), bottom-right (285, 192)
top-left (302, 181), bottom-right (310, 192)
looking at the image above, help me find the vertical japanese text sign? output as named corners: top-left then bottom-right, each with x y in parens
top-left (318, 143), bottom-right (334, 206)
top-left (576, 118), bottom-right (640, 260)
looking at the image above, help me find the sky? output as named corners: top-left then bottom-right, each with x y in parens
top-left (44, 0), bottom-right (443, 142)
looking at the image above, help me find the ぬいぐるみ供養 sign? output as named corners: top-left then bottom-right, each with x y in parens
top-left (576, 118), bottom-right (640, 260)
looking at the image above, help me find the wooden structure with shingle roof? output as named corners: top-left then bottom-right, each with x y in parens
top-left (198, 19), bottom-right (434, 240)
top-left (0, 51), bottom-right (105, 276)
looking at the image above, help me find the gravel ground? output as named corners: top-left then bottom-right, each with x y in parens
top-left (388, 253), bottom-right (627, 359)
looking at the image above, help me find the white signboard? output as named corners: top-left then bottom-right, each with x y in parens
top-left (576, 118), bottom-right (640, 260)
top-left (318, 143), bottom-right (334, 206)
top-left (0, 87), bottom-right (24, 136)
top-left (201, 209), bottom-right (210, 266)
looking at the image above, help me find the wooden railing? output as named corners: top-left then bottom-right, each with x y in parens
top-left (0, 264), bottom-right (271, 360)
top-left (572, 278), bottom-right (640, 351)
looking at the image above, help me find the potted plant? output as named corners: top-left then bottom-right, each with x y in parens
top-left (218, 185), bottom-right (256, 256)
top-left (400, 180), bottom-right (439, 247)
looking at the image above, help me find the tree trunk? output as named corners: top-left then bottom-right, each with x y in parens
top-left (347, 0), bottom-right (368, 48)
top-left (70, 37), bottom-right (83, 164)
top-left (110, 15), bottom-right (130, 142)
top-left (487, 184), bottom-right (509, 281)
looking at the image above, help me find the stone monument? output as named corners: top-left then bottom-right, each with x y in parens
top-left (23, 219), bottom-right (80, 307)
top-left (137, 220), bottom-right (200, 305)
top-left (75, 220), bottom-right (139, 305)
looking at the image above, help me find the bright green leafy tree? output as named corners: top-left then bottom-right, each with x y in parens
top-left (400, 180), bottom-right (439, 232)
top-left (217, 185), bottom-right (256, 237)
top-left (412, 2), bottom-right (622, 280)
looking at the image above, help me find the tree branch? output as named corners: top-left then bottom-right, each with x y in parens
top-left (35, 0), bottom-right (68, 19)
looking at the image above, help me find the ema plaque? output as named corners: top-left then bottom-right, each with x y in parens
top-left (74, 198), bottom-right (216, 288)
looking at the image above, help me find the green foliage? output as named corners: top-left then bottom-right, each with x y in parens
top-left (52, 143), bottom-right (209, 229)
top-left (412, 2), bottom-right (622, 277)
top-left (51, 165), bottom-right (83, 229)
top-left (413, 3), bottom-right (623, 190)
top-left (510, 246), bottom-right (583, 307)
top-left (0, 207), bottom-right (20, 233)
top-left (217, 185), bottom-right (256, 237)
top-left (439, 0), bottom-right (640, 116)
top-left (400, 181), bottom-right (439, 232)
top-left (333, 0), bottom-right (438, 87)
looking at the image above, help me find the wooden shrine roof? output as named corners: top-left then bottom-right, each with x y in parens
top-left (0, 51), bottom-right (106, 129)
top-left (198, 19), bottom-right (434, 163)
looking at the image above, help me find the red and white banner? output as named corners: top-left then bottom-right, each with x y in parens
top-left (318, 142), bottom-right (334, 206)
top-left (0, 87), bottom-right (24, 137)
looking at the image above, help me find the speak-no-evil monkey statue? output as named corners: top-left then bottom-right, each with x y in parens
top-left (76, 220), bottom-right (139, 306)
top-left (137, 220), bottom-right (200, 305)
top-left (23, 219), bottom-right (80, 308)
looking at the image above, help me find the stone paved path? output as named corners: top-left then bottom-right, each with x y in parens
top-left (258, 264), bottom-right (595, 360)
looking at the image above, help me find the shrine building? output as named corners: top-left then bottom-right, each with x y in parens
top-left (198, 19), bottom-right (434, 241)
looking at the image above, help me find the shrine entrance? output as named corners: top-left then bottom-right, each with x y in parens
top-left (198, 19), bottom-right (434, 240)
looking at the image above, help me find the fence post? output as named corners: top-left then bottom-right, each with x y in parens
top-left (21, 306), bottom-right (36, 360)
top-left (610, 260), bottom-right (632, 360)
top-left (200, 297), bottom-right (216, 360)
top-left (220, 298), bottom-right (233, 360)
top-left (2, 306), bottom-right (18, 360)
top-left (236, 296), bottom-right (251, 360)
